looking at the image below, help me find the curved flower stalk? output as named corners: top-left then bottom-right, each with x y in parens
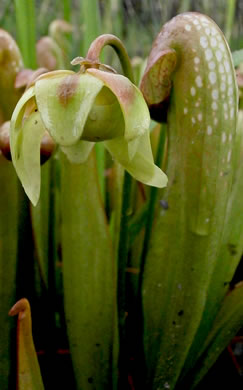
top-left (140, 12), bottom-right (238, 389)
top-left (10, 34), bottom-right (167, 206)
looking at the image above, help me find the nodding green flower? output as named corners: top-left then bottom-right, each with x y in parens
top-left (10, 60), bottom-right (167, 205)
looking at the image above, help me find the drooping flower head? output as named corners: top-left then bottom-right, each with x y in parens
top-left (10, 34), bottom-right (167, 205)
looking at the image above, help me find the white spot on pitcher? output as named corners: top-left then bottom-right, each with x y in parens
top-left (205, 48), bottom-right (213, 61)
top-left (209, 72), bottom-right (217, 84)
top-left (220, 83), bottom-right (226, 92)
top-left (222, 132), bottom-right (226, 143)
top-left (216, 50), bottom-right (223, 61)
top-left (227, 150), bottom-right (232, 162)
top-left (197, 113), bottom-right (202, 121)
top-left (219, 64), bottom-right (225, 73)
top-left (224, 60), bottom-right (230, 72)
top-left (210, 37), bottom-right (217, 47)
top-left (195, 75), bottom-right (203, 87)
top-left (209, 61), bottom-right (216, 70)
top-left (212, 89), bottom-right (218, 99)
top-left (207, 125), bottom-right (212, 135)
top-left (200, 36), bottom-right (208, 48)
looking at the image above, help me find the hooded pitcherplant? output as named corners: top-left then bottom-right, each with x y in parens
top-left (10, 34), bottom-right (167, 206)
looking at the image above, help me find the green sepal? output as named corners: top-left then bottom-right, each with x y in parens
top-left (87, 68), bottom-right (150, 159)
top-left (104, 130), bottom-right (167, 187)
top-left (10, 88), bottom-right (46, 205)
top-left (16, 112), bottom-right (45, 206)
top-left (35, 72), bottom-right (104, 146)
top-left (81, 86), bottom-right (124, 142)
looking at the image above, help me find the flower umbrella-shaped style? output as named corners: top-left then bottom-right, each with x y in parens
top-left (10, 40), bottom-right (167, 206)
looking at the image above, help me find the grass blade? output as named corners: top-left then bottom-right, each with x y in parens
top-left (14, 0), bottom-right (37, 68)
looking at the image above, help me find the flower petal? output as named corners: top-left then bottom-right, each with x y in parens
top-left (61, 140), bottom-right (94, 164)
top-left (87, 69), bottom-right (150, 158)
top-left (11, 111), bottom-right (46, 205)
top-left (35, 72), bottom-right (104, 146)
top-left (104, 130), bottom-right (167, 187)
top-left (10, 85), bottom-right (35, 166)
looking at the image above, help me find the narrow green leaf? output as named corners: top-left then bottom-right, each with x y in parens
top-left (14, 0), bottom-right (37, 68)
top-left (190, 284), bottom-right (243, 389)
top-left (128, 203), bottom-right (148, 247)
top-left (63, 0), bottom-right (71, 22)
top-left (225, 0), bottom-right (236, 43)
top-left (60, 151), bottom-right (117, 389)
top-left (80, 0), bottom-right (101, 55)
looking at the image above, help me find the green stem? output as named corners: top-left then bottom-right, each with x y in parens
top-left (139, 123), bottom-right (166, 279)
top-left (14, 0), bottom-right (37, 69)
top-left (178, 0), bottom-right (191, 13)
top-left (110, 162), bottom-right (124, 259)
top-left (80, 0), bottom-right (101, 55)
top-left (86, 33), bottom-right (135, 386)
top-left (131, 124), bottom-right (167, 389)
top-left (85, 34), bottom-right (134, 203)
top-left (80, 0), bottom-right (104, 198)
top-left (86, 34), bottom-right (135, 83)
top-left (117, 170), bottom-right (133, 389)
top-left (95, 144), bottom-right (105, 199)
top-left (63, 0), bottom-right (71, 22)
top-left (225, 0), bottom-right (236, 44)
